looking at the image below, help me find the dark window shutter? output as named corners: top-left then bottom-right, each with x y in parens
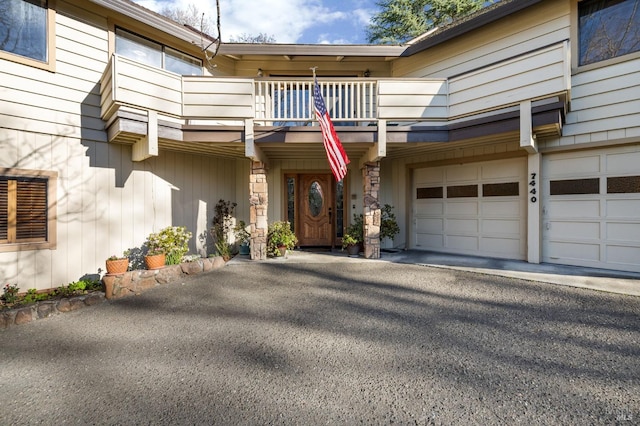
top-left (16, 179), bottom-right (48, 241)
top-left (0, 179), bottom-right (7, 241)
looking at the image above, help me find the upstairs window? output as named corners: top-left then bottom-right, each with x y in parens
top-left (579, 0), bottom-right (640, 66)
top-left (0, 0), bottom-right (55, 70)
top-left (115, 28), bottom-right (203, 75)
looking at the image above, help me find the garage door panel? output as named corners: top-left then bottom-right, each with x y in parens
top-left (416, 218), bottom-right (443, 233)
top-left (546, 200), bottom-right (600, 218)
top-left (446, 165), bottom-right (478, 182)
top-left (448, 201), bottom-right (479, 215)
top-left (606, 199), bottom-right (640, 218)
top-left (606, 151), bottom-right (640, 173)
top-left (415, 168), bottom-right (444, 184)
top-left (483, 200), bottom-right (521, 217)
top-left (448, 235), bottom-right (479, 251)
top-left (547, 221), bottom-right (600, 239)
top-left (484, 219), bottom-right (520, 235)
top-left (481, 162), bottom-right (522, 179)
top-left (481, 237), bottom-right (522, 256)
top-left (447, 218), bottom-right (478, 233)
top-left (416, 233), bottom-right (444, 248)
top-left (606, 245), bottom-right (640, 266)
top-left (547, 155), bottom-right (600, 176)
top-left (547, 241), bottom-right (601, 261)
top-left (607, 222), bottom-right (640, 242)
top-left (416, 201), bottom-right (444, 215)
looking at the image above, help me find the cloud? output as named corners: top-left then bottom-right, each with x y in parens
top-left (131, 0), bottom-right (371, 44)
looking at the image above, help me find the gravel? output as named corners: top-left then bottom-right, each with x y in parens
top-left (1, 261), bottom-right (639, 425)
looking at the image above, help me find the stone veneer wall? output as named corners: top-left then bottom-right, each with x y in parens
top-left (363, 162), bottom-right (381, 259)
top-left (1, 256), bottom-right (227, 329)
top-left (102, 257), bottom-right (226, 299)
top-left (249, 161), bottom-right (268, 260)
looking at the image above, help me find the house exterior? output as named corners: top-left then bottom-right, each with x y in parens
top-left (1, 0), bottom-right (639, 291)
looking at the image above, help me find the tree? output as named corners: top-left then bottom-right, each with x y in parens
top-left (229, 33), bottom-right (277, 43)
top-left (367, 0), bottom-right (496, 44)
top-left (160, 3), bottom-right (215, 36)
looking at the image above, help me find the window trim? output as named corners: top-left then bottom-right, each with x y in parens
top-left (572, 0), bottom-right (640, 72)
top-left (0, 0), bottom-right (56, 72)
top-left (0, 168), bottom-right (57, 252)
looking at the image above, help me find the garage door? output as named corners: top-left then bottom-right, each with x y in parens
top-left (413, 158), bottom-right (527, 260)
top-left (542, 146), bottom-right (640, 273)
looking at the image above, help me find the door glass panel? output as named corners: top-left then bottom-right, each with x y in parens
top-left (308, 181), bottom-right (323, 217)
top-left (287, 177), bottom-right (295, 233)
top-left (336, 180), bottom-right (344, 238)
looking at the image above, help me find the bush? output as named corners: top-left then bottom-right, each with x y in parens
top-left (146, 226), bottom-right (193, 265)
top-left (267, 221), bottom-right (297, 256)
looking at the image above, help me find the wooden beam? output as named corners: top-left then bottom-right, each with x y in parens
top-left (520, 100), bottom-right (537, 154)
top-left (244, 118), bottom-right (268, 165)
top-left (132, 110), bottom-right (158, 162)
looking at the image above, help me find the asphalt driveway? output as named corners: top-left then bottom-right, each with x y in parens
top-left (2, 258), bottom-right (639, 425)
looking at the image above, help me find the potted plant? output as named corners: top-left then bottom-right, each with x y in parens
top-left (342, 214), bottom-right (363, 257)
top-left (267, 221), bottom-right (297, 257)
top-left (144, 226), bottom-right (193, 269)
top-left (105, 251), bottom-right (130, 275)
top-left (380, 204), bottom-right (400, 244)
top-left (234, 220), bottom-right (251, 255)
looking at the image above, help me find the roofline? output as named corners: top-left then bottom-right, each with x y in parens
top-left (218, 43), bottom-right (406, 57)
top-left (401, 0), bottom-right (545, 57)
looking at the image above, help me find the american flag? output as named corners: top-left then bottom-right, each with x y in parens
top-left (313, 78), bottom-right (350, 182)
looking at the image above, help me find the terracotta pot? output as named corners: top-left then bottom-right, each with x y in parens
top-left (145, 253), bottom-right (166, 270)
top-left (277, 245), bottom-right (287, 257)
top-left (105, 258), bottom-right (129, 275)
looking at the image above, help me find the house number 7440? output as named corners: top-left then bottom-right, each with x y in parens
top-left (529, 172), bottom-right (537, 203)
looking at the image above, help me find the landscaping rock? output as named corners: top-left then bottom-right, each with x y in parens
top-left (83, 293), bottom-right (105, 306)
top-left (1, 311), bottom-right (17, 329)
top-left (212, 256), bottom-right (226, 269)
top-left (181, 261), bottom-right (203, 275)
top-left (156, 266), bottom-right (182, 284)
top-left (202, 258), bottom-right (213, 272)
top-left (14, 308), bottom-right (34, 325)
top-left (57, 298), bottom-right (84, 313)
top-left (37, 302), bottom-right (58, 319)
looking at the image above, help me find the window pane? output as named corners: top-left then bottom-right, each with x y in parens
top-left (579, 0), bottom-right (640, 65)
top-left (165, 47), bottom-right (202, 75)
top-left (417, 187), bottom-right (443, 199)
top-left (483, 182), bottom-right (519, 197)
top-left (0, 0), bottom-right (48, 62)
top-left (550, 178), bottom-right (600, 195)
top-left (336, 180), bottom-right (343, 238)
top-left (308, 181), bottom-right (323, 217)
top-left (115, 28), bottom-right (162, 68)
top-left (447, 185), bottom-right (478, 198)
top-left (287, 177), bottom-right (295, 233)
top-left (607, 175), bottom-right (640, 193)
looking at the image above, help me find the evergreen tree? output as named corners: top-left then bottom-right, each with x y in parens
top-left (367, 0), bottom-right (496, 44)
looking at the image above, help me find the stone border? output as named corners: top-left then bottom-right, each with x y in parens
top-left (1, 256), bottom-right (226, 329)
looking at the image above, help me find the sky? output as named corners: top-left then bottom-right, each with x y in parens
top-left (131, 0), bottom-right (378, 44)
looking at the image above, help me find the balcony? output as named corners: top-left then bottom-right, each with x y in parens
top-left (100, 41), bottom-right (569, 161)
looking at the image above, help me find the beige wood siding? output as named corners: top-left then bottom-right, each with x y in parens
top-left (102, 55), bottom-right (183, 119)
top-left (449, 43), bottom-right (570, 118)
top-left (377, 80), bottom-right (448, 120)
top-left (393, 1), bottom-right (570, 79)
top-left (543, 58), bottom-right (640, 147)
top-left (183, 77), bottom-right (255, 119)
top-left (0, 1), bottom-right (108, 142)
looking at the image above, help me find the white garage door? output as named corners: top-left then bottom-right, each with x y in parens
top-left (542, 146), bottom-right (640, 273)
top-left (413, 158), bottom-right (527, 260)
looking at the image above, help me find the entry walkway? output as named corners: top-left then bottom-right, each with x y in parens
top-left (229, 248), bottom-right (640, 297)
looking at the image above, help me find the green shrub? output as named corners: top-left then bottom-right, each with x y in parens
top-left (146, 226), bottom-right (193, 265)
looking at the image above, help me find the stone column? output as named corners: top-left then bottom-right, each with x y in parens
top-left (249, 161), bottom-right (268, 260)
top-left (363, 162), bottom-right (381, 259)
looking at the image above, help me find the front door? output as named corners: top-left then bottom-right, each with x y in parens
top-left (298, 173), bottom-right (334, 246)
